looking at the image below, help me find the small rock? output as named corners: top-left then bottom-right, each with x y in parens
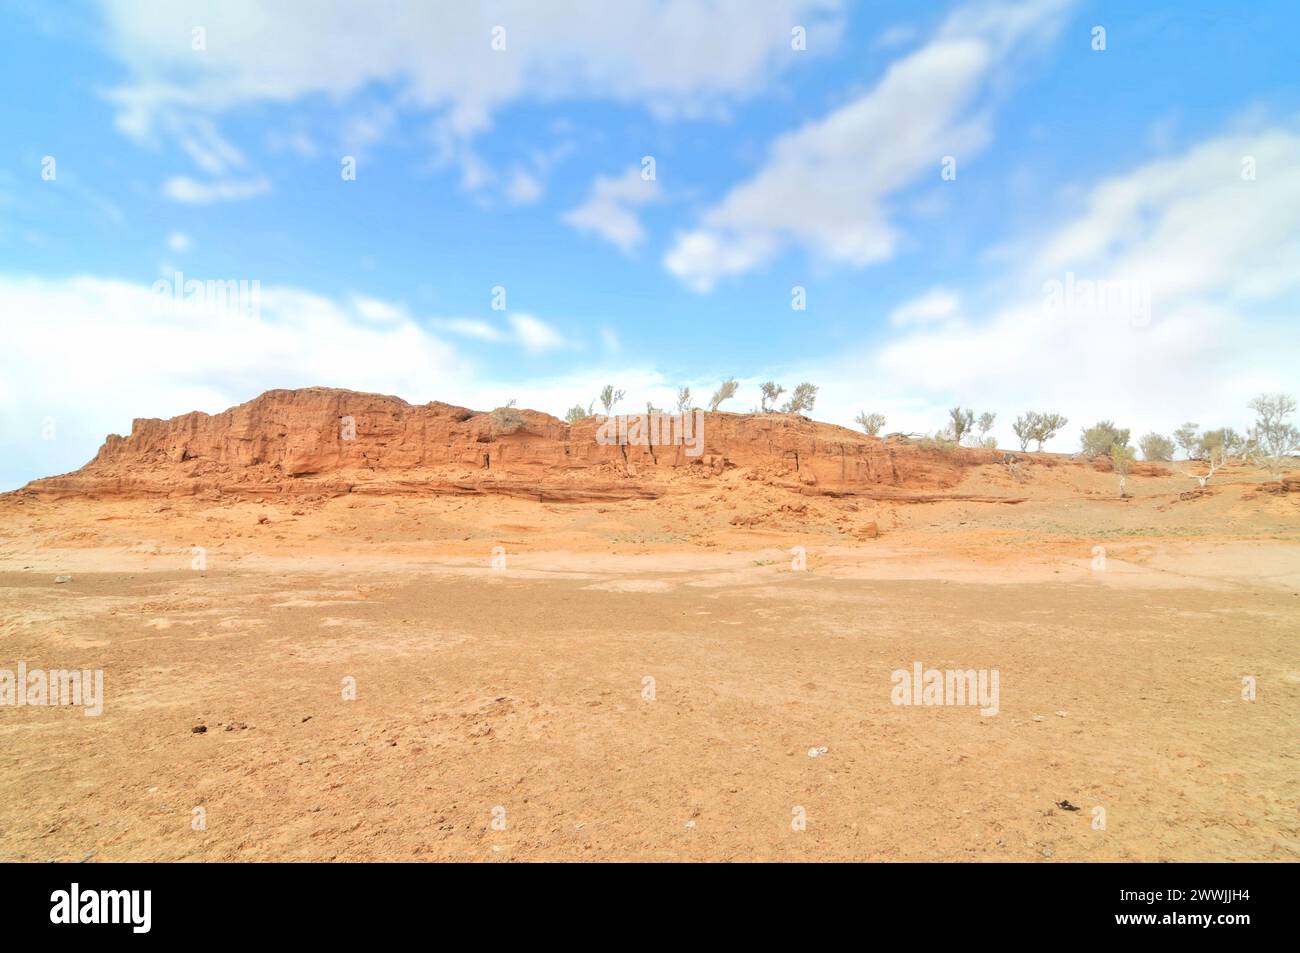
top-left (1032, 715), bottom-right (1045, 722)
top-left (192, 725), bottom-right (207, 734)
top-left (807, 745), bottom-right (829, 758)
top-left (1056, 800), bottom-right (1081, 812)
top-left (54, 575), bottom-right (73, 584)
top-left (1055, 710), bottom-right (1068, 717)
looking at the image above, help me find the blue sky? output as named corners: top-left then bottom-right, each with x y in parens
top-left (2, 0), bottom-right (1298, 490)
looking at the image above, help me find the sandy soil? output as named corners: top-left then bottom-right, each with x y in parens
top-left (0, 462), bottom-right (1296, 861)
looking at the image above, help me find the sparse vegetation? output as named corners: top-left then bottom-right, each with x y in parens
top-left (780, 382), bottom-right (818, 415)
top-left (675, 387), bottom-right (692, 413)
top-left (974, 412), bottom-right (997, 449)
top-left (855, 411), bottom-right (886, 436)
top-left (1138, 432), bottom-right (1175, 461)
top-left (708, 378), bottom-right (738, 412)
top-left (1081, 421), bottom-right (1131, 459)
top-left (564, 401), bottom-right (594, 424)
top-left (1248, 392), bottom-right (1300, 481)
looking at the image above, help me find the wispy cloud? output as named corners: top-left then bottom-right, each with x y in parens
top-left (162, 176), bottom-right (270, 204)
top-left (563, 167), bottom-right (662, 253)
top-left (665, 0), bottom-right (1075, 291)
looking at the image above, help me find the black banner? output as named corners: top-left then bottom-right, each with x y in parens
top-left (0, 862), bottom-right (1281, 940)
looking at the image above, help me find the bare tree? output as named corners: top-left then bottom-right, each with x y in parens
top-left (759, 381), bottom-right (786, 412)
top-left (1185, 440), bottom-right (1231, 489)
top-left (675, 387), bottom-right (692, 413)
top-left (1248, 392), bottom-right (1300, 481)
top-left (855, 411), bottom-right (886, 436)
top-left (708, 378), bottom-right (738, 412)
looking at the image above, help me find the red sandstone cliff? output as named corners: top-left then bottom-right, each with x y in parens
top-left (18, 387), bottom-right (1001, 501)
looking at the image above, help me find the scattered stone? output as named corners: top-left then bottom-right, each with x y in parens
top-left (807, 745), bottom-right (829, 758)
top-left (54, 575), bottom-right (73, 584)
top-left (1032, 715), bottom-right (1045, 722)
top-left (191, 725), bottom-right (207, 734)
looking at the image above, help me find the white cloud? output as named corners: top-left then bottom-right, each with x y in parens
top-left (175, 115), bottom-right (246, 175)
top-left (509, 313), bottom-right (567, 352)
top-left (163, 175), bottom-right (271, 204)
top-left (665, 0), bottom-right (1074, 291)
top-left (435, 318), bottom-right (507, 343)
top-left (352, 296), bottom-right (406, 324)
top-left (166, 231), bottom-right (192, 252)
top-left (563, 168), bottom-right (662, 252)
top-left (888, 288), bottom-right (960, 327)
top-left (0, 274), bottom-right (470, 490)
top-left (97, 1), bottom-right (843, 160)
top-left (506, 170), bottom-right (543, 205)
top-left (797, 126), bottom-right (1300, 449)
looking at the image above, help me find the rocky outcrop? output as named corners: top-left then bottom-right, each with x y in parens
top-left (19, 387), bottom-right (998, 501)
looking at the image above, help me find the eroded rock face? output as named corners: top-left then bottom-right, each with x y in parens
top-left (20, 387), bottom-right (994, 500)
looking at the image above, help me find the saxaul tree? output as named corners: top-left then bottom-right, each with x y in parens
top-left (708, 378), bottom-right (738, 412)
top-left (781, 382), bottom-right (818, 415)
top-left (1248, 393), bottom-right (1300, 481)
top-left (855, 412), bottom-right (886, 436)
top-left (598, 385), bottom-right (625, 415)
top-left (947, 407), bottom-right (975, 444)
top-left (564, 401), bottom-right (594, 424)
top-left (1138, 432), bottom-right (1175, 461)
top-left (759, 381), bottom-right (786, 412)
top-left (1012, 411), bottom-right (1069, 452)
top-left (1111, 443), bottom-right (1135, 498)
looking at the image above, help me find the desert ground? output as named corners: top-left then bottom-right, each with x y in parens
top-left (1, 451), bottom-right (1296, 862)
